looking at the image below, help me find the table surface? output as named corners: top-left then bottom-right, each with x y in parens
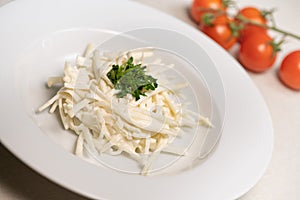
top-left (0, 0), bottom-right (299, 199)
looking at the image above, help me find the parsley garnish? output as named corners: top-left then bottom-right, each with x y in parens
top-left (107, 57), bottom-right (158, 100)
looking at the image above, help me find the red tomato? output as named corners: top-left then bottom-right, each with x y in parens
top-left (200, 15), bottom-right (237, 50)
top-left (238, 7), bottom-right (267, 43)
top-left (239, 33), bottom-right (277, 72)
top-left (279, 50), bottom-right (300, 90)
top-left (190, 0), bottom-right (226, 24)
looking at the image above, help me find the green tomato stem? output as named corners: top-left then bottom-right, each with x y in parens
top-left (196, 7), bottom-right (300, 41)
top-left (236, 15), bottom-right (300, 40)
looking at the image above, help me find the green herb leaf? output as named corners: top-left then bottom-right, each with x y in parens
top-left (107, 57), bottom-right (158, 100)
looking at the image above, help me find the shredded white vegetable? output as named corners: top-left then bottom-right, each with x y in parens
top-left (38, 45), bottom-right (212, 175)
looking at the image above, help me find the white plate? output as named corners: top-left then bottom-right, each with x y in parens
top-left (0, 0), bottom-right (273, 199)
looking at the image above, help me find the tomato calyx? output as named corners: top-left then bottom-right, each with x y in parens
top-left (260, 8), bottom-right (276, 23)
top-left (202, 13), bottom-right (242, 37)
top-left (229, 21), bottom-right (243, 37)
top-left (200, 15), bottom-right (238, 49)
top-left (269, 39), bottom-right (284, 56)
top-left (222, 0), bottom-right (233, 8)
top-left (202, 13), bottom-right (216, 26)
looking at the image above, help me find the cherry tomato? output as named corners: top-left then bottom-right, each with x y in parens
top-left (190, 0), bottom-right (226, 24)
top-left (239, 33), bottom-right (277, 72)
top-left (238, 7), bottom-right (267, 43)
top-left (200, 15), bottom-right (237, 50)
top-left (279, 51), bottom-right (300, 90)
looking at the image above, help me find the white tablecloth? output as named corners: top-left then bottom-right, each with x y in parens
top-left (0, 0), bottom-right (299, 199)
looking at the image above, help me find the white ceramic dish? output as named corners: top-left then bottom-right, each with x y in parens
top-left (0, 0), bottom-right (273, 199)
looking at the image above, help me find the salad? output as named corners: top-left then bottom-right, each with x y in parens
top-left (38, 44), bottom-right (212, 175)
